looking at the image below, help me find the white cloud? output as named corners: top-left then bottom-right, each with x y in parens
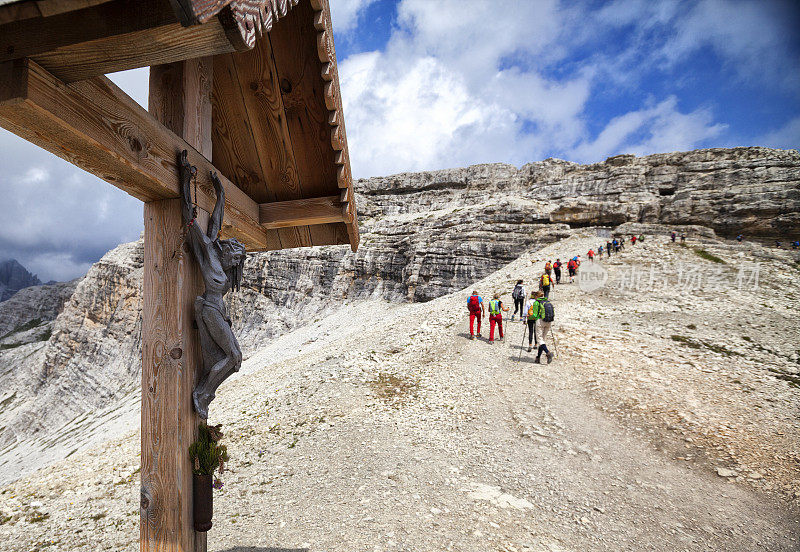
top-left (758, 117), bottom-right (800, 150)
top-left (571, 97), bottom-right (727, 162)
top-left (0, 130), bottom-right (143, 281)
top-left (330, 0), bottom-right (378, 33)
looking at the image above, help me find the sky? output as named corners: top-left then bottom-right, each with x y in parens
top-left (1, 0), bottom-right (799, 282)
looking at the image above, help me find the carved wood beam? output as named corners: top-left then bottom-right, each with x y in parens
top-left (0, 0), bottom-right (238, 82)
top-left (258, 195), bottom-right (346, 229)
top-left (0, 58), bottom-right (275, 250)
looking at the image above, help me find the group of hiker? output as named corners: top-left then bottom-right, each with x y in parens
top-left (466, 284), bottom-right (554, 364)
top-left (465, 234), bottom-right (646, 364)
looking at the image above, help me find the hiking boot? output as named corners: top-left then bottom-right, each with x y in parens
top-left (488, 339), bottom-right (494, 345)
top-left (534, 356), bottom-right (541, 364)
top-left (470, 335), bottom-right (475, 340)
top-left (547, 352), bottom-right (554, 364)
top-left (527, 346), bottom-right (532, 353)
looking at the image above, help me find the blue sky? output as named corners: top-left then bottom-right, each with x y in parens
top-left (0, 0), bottom-right (798, 281)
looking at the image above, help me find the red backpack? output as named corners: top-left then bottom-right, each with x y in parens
top-left (468, 295), bottom-right (481, 312)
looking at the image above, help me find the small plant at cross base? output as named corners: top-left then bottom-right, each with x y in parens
top-left (188, 423), bottom-right (228, 532)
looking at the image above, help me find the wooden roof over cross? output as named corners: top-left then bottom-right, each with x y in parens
top-left (0, 0), bottom-right (359, 251)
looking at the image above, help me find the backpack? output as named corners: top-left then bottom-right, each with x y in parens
top-left (489, 299), bottom-right (500, 314)
top-left (527, 302), bottom-right (538, 319)
top-left (468, 295), bottom-right (481, 312)
top-left (542, 299), bottom-right (555, 322)
top-left (512, 284), bottom-right (523, 299)
top-left (541, 273), bottom-right (550, 286)
top-left (545, 262), bottom-right (552, 271)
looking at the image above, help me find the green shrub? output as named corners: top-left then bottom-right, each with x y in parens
top-left (188, 423), bottom-right (229, 476)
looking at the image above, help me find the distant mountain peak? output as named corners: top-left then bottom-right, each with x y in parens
top-left (0, 258), bottom-right (43, 301)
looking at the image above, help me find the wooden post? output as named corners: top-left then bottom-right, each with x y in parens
top-left (141, 57), bottom-right (212, 552)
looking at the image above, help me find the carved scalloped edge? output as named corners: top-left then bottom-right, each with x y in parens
top-left (217, 0), bottom-right (300, 51)
top-left (310, 0), bottom-right (359, 251)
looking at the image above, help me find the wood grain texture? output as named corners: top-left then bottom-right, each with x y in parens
top-left (0, 0), bottom-right (39, 24)
top-left (0, 0), bottom-right (176, 63)
top-left (141, 57), bottom-right (214, 552)
top-left (35, 0), bottom-right (112, 17)
top-left (211, 42), bottom-right (310, 247)
top-left (0, 58), bottom-right (277, 251)
top-left (307, 0), bottom-right (358, 250)
top-left (267, 0), bottom-right (341, 246)
top-left (258, 195), bottom-right (343, 228)
top-left (0, 0), bottom-right (238, 82)
top-left (33, 19), bottom-right (236, 82)
top-left (142, 199), bottom-right (208, 552)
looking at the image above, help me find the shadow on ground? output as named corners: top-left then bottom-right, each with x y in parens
top-left (216, 548), bottom-right (308, 552)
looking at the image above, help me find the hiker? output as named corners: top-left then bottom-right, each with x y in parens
top-left (631, 235), bottom-right (637, 245)
top-left (587, 249), bottom-right (594, 262)
top-left (671, 231), bottom-right (677, 242)
top-left (776, 240), bottom-right (782, 248)
top-left (488, 293), bottom-right (508, 344)
top-left (567, 258), bottom-right (577, 283)
top-left (736, 234), bottom-right (743, 243)
top-left (545, 260), bottom-right (552, 278)
top-left (613, 238), bottom-right (620, 253)
top-left (553, 259), bottom-right (562, 285)
top-left (534, 293), bottom-right (555, 364)
top-left (522, 291), bottom-right (541, 353)
top-left (639, 234), bottom-right (645, 243)
top-left (511, 280), bottom-right (525, 321)
top-left (539, 271), bottom-right (552, 298)
top-left (606, 241), bottom-right (612, 257)
top-left (598, 245), bottom-right (604, 257)
top-left (792, 241), bottom-right (799, 250)
top-left (467, 290), bottom-right (485, 339)
top-left (680, 234), bottom-right (686, 243)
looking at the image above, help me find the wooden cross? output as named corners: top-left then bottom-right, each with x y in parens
top-left (0, 1), bottom-right (358, 550)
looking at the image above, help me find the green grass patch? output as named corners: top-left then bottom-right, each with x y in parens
top-left (0, 342), bottom-right (24, 351)
top-left (671, 335), bottom-right (742, 357)
top-left (693, 249), bottom-right (725, 264)
top-left (1, 318), bottom-right (42, 340)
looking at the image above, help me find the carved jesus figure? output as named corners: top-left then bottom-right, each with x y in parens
top-left (179, 150), bottom-right (246, 419)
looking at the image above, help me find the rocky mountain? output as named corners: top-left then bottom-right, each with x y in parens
top-left (0, 146), bottom-right (798, 483)
top-left (0, 259), bottom-right (42, 302)
top-left (1, 231), bottom-right (798, 551)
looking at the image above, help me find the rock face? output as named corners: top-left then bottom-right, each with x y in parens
top-left (0, 146), bottom-right (798, 483)
top-left (0, 260), bottom-right (42, 302)
top-left (0, 241), bottom-right (142, 480)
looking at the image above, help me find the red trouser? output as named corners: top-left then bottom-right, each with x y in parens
top-left (469, 310), bottom-right (481, 336)
top-left (489, 313), bottom-right (503, 340)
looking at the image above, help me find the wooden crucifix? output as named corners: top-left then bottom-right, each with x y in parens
top-left (0, 1), bottom-right (358, 550)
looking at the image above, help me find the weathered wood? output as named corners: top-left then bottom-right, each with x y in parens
top-left (0, 0), bottom-right (238, 82)
top-left (142, 200), bottom-right (208, 552)
top-left (267, 0), bottom-right (340, 246)
top-left (0, 58), bottom-right (276, 251)
top-left (258, 195), bottom-right (344, 228)
top-left (0, 0), bottom-right (40, 25)
top-left (35, 19), bottom-right (236, 82)
top-left (211, 42), bottom-right (310, 247)
top-left (35, 0), bottom-right (113, 17)
top-left (307, 0), bottom-right (358, 249)
top-left (141, 57), bottom-right (211, 552)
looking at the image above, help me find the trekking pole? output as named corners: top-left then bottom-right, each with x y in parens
top-left (517, 324), bottom-right (526, 363)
